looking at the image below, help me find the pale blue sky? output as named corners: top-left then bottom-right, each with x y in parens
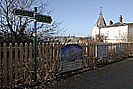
top-left (48, 0), bottom-right (133, 37)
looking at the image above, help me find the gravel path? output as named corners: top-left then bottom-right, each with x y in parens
top-left (46, 58), bottom-right (133, 89)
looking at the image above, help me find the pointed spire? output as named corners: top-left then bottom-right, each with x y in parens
top-left (100, 7), bottom-right (102, 15)
top-left (95, 7), bottom-right (106, 28)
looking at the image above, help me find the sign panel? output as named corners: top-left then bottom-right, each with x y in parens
top-left (13, 9), bottom-right (52, 23)
top-left (121, 44), bottom-right (124, 52)
top-left (115, 45), bottom-right (119, 54)
top-left (13, 9), bottom-right (34, 17)
top-left (96, 44), bottom-right (108, 58)
top-left (60, 44), bottom-right (83, 73)
top-left (35, 14), bottom-right (52, 23)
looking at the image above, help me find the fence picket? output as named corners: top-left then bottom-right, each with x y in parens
top-left (50, 43), bottom-right (52, 70)
top-left (0, 44), bottom-right (1, 87)
top-left (53, 43), bottom-right (56, 71)
top-left (38, 43), bottom-right (41, 73)
top-left (25, 43), bottom-right (28, 80)
top-left (20, 43), bottom-right (23, 81)
top-left (15, 43), bottom-right (18, 80)
top-left (29, 43), bottom-right (33, 79)
top-left (56, 43), bottom-right (59, 72)
top-left (42, 43), bottom-right (45, 77)
top-left (3, 43), bottom-right (7, 86)
top-left (9, 43), bottom-right (13, 84)
top-left (1, 42), bottom-right (133, 88)
top-left (46, 43), bottom-right (49, 75)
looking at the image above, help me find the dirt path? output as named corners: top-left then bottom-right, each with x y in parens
top-left (46, 58), bottom-right (133, 89)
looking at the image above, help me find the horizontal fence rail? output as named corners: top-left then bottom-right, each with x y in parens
top-left (0, 42), bottom-right (132, 88)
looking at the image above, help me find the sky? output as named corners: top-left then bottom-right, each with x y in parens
top-left (48, 0), bottom-right (133, 37)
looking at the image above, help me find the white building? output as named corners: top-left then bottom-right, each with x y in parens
top-left (92, 12), bottom-right (133, 43)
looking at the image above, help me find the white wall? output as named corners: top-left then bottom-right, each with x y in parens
top-left (100, 25), bottom-right (128, 43)
top-left (92, 26), bottom-right (99, 38)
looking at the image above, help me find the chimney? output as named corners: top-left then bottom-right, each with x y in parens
top-left (119, 15), bottom-right (122, 22)
top-left (109, 20), bottom-right (113, 25)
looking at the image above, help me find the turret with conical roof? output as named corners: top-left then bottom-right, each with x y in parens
top-left (92, 7), bottom-right (106, 37)
top-left (95, 7), bottom-right (106, 29)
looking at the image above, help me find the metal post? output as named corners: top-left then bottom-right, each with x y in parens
top-left (34, 7), bottom-right (37, 82)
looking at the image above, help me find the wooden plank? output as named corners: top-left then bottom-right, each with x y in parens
top-left (90, 43), bottom-right (93, 66)
top-left (15, 43), bottom-right (18, 79)
top-left (9, 43), bottom-right (13, 84)
top-left (85, 43), bottom-right (88, 67)
top-left (82, 43), bottom-right (85, 67)
top-left (3, 43), bottom-right (7, 86)
top-left (93, 43), bottom-right (97, 66)
top-left (20, 43), bottom-right (23, 80)
top-left (56, 42), bottom-right (60, 72)
top-left (25, 43), bottom-right (28, 80)
top-left (88, 43), bottom-right (91, 66)
top-left (38, 43), bottom-right (41, 71)
top-left (42, 43), bottom-right (45, 77)
top-left (81, 43), bottom-right (85, 67)
top-left (53, 43), bottom-right (56, 71)
top-left (0, 44), bottom-right (1, 87)
top-left (46, 43), bottom-right (49, 73)
top-left (29, 43), bottom-right (33, 79)
top-left (86, 43), bottom-right (89, 67)
top-left (49, 43), bottom-right (52, 70)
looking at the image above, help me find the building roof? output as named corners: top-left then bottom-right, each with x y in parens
top-left (106, 22), bottom-right (133, 27)
top-left (107, 22), bottom-right (126, 27)
top-left (125, 23), bottom-right (133, 25)
top-left (95, 13), bottom-right (106, 29)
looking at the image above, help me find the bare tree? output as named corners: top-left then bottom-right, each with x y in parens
top-left (95, 33), bottom-right (107, 43)
top-left (120, 32), bottom-right (133, 42)
top-left (0, 0), bottom-right (64, 43)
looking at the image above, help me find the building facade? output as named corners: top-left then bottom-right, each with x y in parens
top-left (92, 12), bottom-right (133, 43)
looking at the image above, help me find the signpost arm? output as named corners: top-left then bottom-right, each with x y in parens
top-left (34, 7), bottom-right (37, 82)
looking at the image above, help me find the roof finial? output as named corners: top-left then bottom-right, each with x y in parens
top-left (100, 7), bottom-right (102, 15)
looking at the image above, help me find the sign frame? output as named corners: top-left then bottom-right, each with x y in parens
top-left (96, 44), bottom-right (108, 58)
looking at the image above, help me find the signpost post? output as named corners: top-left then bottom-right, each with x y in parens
top-left (33, 7), bottom-right (37, 82)
top-left (13, 7), bottom-right (52, 82)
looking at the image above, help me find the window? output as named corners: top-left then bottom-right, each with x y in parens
top-left (118, 30), bottom-right (121, 37)
top-left (95, 31), bottom-right (97, 35)
top-left (106, 31), bottom-right (109, 37)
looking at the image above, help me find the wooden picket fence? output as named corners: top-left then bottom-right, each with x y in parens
top-left (0, 42), bottom-right (133, 88)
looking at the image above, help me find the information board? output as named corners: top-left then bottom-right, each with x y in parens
top-left (60, 44), bottom-right (83, 73)
top-left (121, 44), bottom-right (124, 52)
top-left (115, 45), bottom-right (119, 54)
top-left (96, 44), bottom-right (108, 58)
